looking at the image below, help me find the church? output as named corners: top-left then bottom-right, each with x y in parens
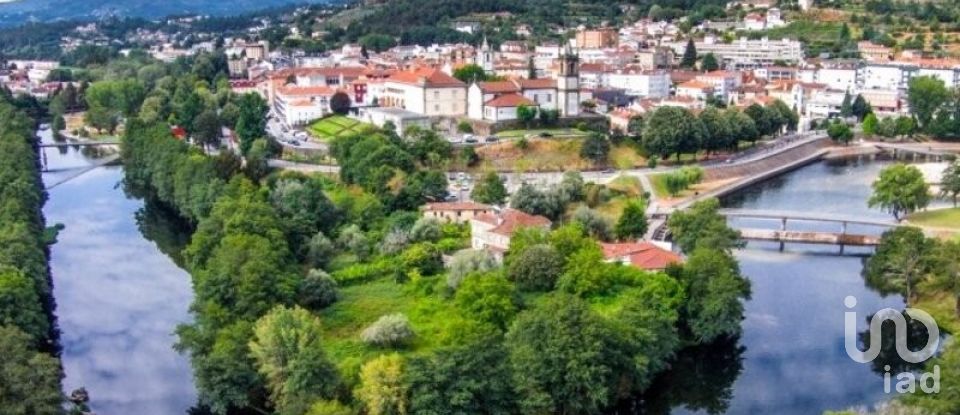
top-left (466, 43), bottom-right (585, 122)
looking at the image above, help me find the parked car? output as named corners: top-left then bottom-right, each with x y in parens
top-left (485, 136), bottom-right (499, 143)
top-left (600, 168), bottom-right (615, 174)
top-left (289, 140), bottom-right (301, 147)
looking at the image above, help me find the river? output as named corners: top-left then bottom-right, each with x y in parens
top-left (40, 130), bottom-right (197, 415)
top-left (646, 156), bottom-right (948, 415)
top-left (39, 130), bottom-right (948, 415)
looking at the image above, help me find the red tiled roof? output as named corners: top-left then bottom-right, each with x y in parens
top-left (518, 78), bottom-right (556, 89)
top-left (601, 242), bottom-right (682, 270)
top-left (485, 93), bottom-right (536, 108)
top-left (474, 209), bottom-right (551, 236)
top-left (678, 80), bottom-right (714, 91)
top-left (387, 67), bottom-right (466, 87)
top-left (277, 85), bottom-right (337, 96)
top-left (424, 202), bottom-right (493, 211)
top-left (478, 81), bottom-right (520, 93)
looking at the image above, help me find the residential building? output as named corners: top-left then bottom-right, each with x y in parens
top-left (600, 242), bottom-right (682, 271)
top-left (470, 209), bottom-right (552, 258)
top-left (482, 94), bottom-right (538, 122)
top-left (607, 69), bottom-right (671, 98)
top-left (355, 106), bottom-right (431, 135)
top-left (858, 41), bottom-right (892, 62)
top-left (273, 85), bottom-right (337, 126)
top-left (423, 202), bottom-right (494, 223)
top-left (695, 70), bottom-right (741, 101)
top-left (676, 80), bottom-right (715, 101)
top-left (665, 37), bottom-right (803, 68)
top-left (467, 78), bottom-right (558, 120)
top-left (576, 28), bottom-right (619, 49)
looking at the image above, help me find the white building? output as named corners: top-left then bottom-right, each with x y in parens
top-left (380, 67), bottom-right (468, 117)
top-left (666, 37), bottom-right (803, 68)
top-left (695, 70), bottom-right (742, 101)
top-left (467, 78), bottom-right (561, 120)
top-left (470, 209), bottom-right (552, 259)
top-left (273, 85), bottom-right (337, 127)
top-left (355, 107), bottom-right (431, 135)
top-left (607, 70), bottom-right (671, 98)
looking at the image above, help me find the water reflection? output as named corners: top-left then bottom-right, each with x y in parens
top-left (42, 130), bottom-right (197, 415)
top-left (656, 157), bottom-right (950, 415)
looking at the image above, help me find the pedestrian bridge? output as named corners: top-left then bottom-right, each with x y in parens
top-left (39, 140), bottom-right (121, 148)
top-left (717, 208), bottom-right (896, 247)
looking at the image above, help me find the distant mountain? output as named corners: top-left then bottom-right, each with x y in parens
top-left (0, 0), bottom-right (331, 27)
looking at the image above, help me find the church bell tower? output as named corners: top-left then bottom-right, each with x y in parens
top-left (556, 44), bottom-right (581, 117)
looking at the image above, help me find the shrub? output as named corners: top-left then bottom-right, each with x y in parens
top-left (446, 249), bottom-right (499, 289)
top-left (331, 260), bottom-right (390, 286)
top-left (298, 269), bottom-right (338, 310)
top-left (380, 228), bottom-right (411, 255)
top-left (306, 231), bottom-right (335, 268)
top-left (410, 217), bottom-right (442, 242)
top-left (572, 206), bottom-right (612, 241)
top-left (337, 224), bottom-right (370, 259)
top-left (361, 313), bottom-right (415, 347)
top-left (400, 243), bottom-right (443, 276)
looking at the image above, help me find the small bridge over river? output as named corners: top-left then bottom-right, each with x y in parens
top-left (717, 209), bottom-right (898, 248)
top-left (39, 140), bottom-right (121, 148)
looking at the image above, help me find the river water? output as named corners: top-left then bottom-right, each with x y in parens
top-left (39, 131), bottom-right (948, 415)
top-left (40, 130), bottom-right (196, 415)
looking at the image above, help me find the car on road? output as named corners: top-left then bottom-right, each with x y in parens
top-left (289, 140), bottom-right (301, 147)
top-left (600, 168), bottom-right (615, 174)
top-left (485, 136), bottom-right (499, 143)
top-left (464, 137), bottom-right (478, 144)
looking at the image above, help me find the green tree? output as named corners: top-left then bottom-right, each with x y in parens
top-left (249, 306), bottom-right (340, 415)
top-left (700, 52), bottom-right (719, 72)
top-left (0, 266), bottom-right (48, 343)
top-left (359, 33), bottom-right (397, 52)
top-left (699, 106), bottom-right (733, 153)
top-left (0, 325), bottom-right (63, 415)
top-left (681, 38), bottom-right (698, 68)
top-left (868, 163), bottom-right (931, 221)
top-left (827, 121), bottom-right (854, 144)
top-left (580, 133), bottom-right (610, 164)
top-left (840, 91), bottom-right (854, 118)
top-left (516, 104), bottom-right (537, 128)
top-left (863, 227), bottom-right (934, 305)
top-left (851, 94), bottom-right (872, 120)
top-left (680, 248), bottom-right (752, 343)
top-left (507, 244), bottom-right (563, 291)
top-left (667, 198), bottom-right (743, 254)
top-left (453, 64), bottom-right (488, 83)
top-left (330, 92), bottom-right (352, 115)
top-left (455, 273), bottom-right (521, 330)
top-left (471, 171), bottom-right (508, 204)
top-left (862, 113), bottom-right (879, 136)
top-left (907, 75), bottom-right (950, 130)
top-left (642, 106), bottom-right (706, 160)
top-left (726, 108), bottom-right (759, 147)
top-left (506, 295), bottom-right (630, 415)
top-left (192, 109), bottom-right (221, 149)
top-left (928, 240), bottom-right (960, 317)
top-left (745, 104), bottom-right (775, 138)
top-left (940, 161), bottom-right (960, 207)
top-left (235, 92), bottom-right (269, 155)
top-left (356, 354), bottom-right (408, 415)
top-left (615, 199), bottom-right (648, 241)
top-left (298, 269), bottom-right (338, 310)
top-left (405, 335), bottom-right (516, 414)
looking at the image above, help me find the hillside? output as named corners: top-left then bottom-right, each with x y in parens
top-left (0, 0), bottom-right (333, 27)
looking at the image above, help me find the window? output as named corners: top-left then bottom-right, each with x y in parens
top-left (434, 90), bottom-right (440, 99)
top-left (434, 104), bottom-right (440, 112)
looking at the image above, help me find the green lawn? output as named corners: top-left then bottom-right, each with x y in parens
top-left (307, 115), bottom-right (375, 141)
top-left (318, 277), bottom-right (467, 375)
top-left (495, 128), bottom-right (591, 139)
top-left (907, 207), bottom-right (960, 230)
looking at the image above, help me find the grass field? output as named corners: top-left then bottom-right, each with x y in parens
top-left (907, 208), bottom-right (960, 230)
top-left (495, 128), bottom-right (591, 139)
top-left (318, 277), bottom-right (468, 375)
top-left (307, 115), bottom-right (375, 141)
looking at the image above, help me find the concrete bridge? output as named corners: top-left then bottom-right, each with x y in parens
top-left (874, 142), bottom-right (960, 161)
top-left (39, 140), bottom-right (121, 148)
top-left (717, 208), bottom-right (897, 248)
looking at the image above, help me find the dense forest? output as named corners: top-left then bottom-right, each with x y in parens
top-left (0, 92), bottom-right (64, 413)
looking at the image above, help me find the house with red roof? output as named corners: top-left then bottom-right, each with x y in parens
top-left (600, 242), bottom-right (682, 271)
top-left (470, 208), bottom-right (552, 259)
top-left (423, 202), bottom-right (495, 224)
top-left (466, 78), bottom-right (568, 121)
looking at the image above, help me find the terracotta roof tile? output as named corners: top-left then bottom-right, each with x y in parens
top-left (601, 242), bottom-right (682, 270)
top-left (387, 67), bottom-right (466, 88)
top-left (424, 202), bottom-right (493, 211)
top-left (485, 93), bottom-right (536, 108)
top-left (474, 209), bottom-right (551, 235)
